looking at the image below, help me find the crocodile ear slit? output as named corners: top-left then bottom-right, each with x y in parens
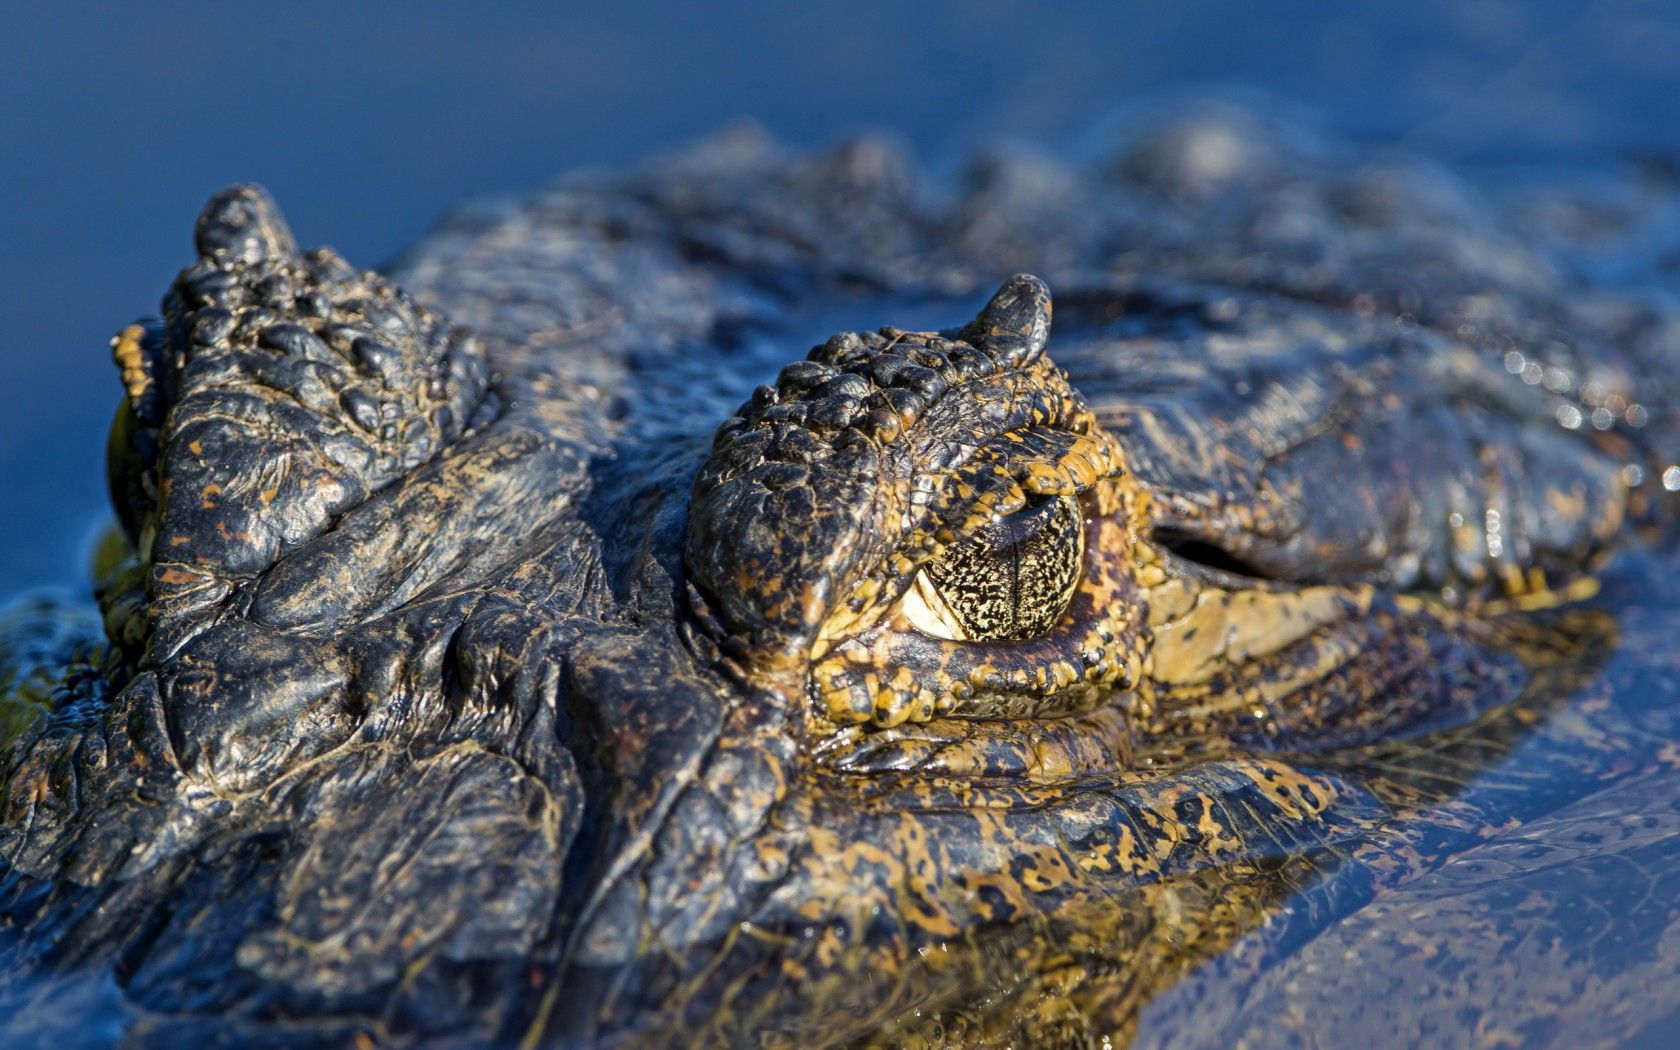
top-left (959, 273), bottom-right (1052, 364)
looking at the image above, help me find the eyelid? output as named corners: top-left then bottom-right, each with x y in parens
top-left (902, 569), bottom-right (969, 641)
top-left (923, 427), bottom-right (1118, 553)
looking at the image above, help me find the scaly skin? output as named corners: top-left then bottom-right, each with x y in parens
top-left (0, 109), bottom-right (1677, 1046)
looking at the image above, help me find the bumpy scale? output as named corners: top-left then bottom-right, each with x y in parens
top-left (0, 109), bottom-right (1675, 1048)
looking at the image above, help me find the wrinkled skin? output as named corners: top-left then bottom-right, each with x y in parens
top-left (2, 108), bottom-right (1680, 1047)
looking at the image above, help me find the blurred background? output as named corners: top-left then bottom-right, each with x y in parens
top-left (4, 0), bottom-right (1679, 596)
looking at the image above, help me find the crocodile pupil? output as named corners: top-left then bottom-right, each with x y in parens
top-left (922, 493), bottom-right (1084, 641)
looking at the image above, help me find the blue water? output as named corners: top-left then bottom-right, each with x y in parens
top-left (3, 0), bottom-right (1680, 596)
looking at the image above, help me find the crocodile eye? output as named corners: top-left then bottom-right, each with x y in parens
top-left (902, 493), bottom-right (1085, 642)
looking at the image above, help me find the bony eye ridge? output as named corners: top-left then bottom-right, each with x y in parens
top-left (903, 493), bottom-right (1085, 643)
top-left (687, 274), bottom-right (1148, 730)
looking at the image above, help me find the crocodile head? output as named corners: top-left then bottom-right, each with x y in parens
top-left (686, 269), bottom-right (1596, 762)
top-left (0, 167), bottom-right (1633, 1047)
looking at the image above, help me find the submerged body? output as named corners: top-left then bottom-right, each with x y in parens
top-left (2, 109), bottom-right (1680, 1046)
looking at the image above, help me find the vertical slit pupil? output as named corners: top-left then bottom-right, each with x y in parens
top-left (1006, 511), bottom-right (1026, 637)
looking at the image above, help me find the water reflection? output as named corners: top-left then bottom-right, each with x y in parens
top-left (1137, 552), bottom-right (1680, 1046)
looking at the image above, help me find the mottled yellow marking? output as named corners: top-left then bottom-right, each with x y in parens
top-left (1243, 759), bottom-right (1336, 821)
top-left (1147, 578), bottom-right (1364, 689)
top-left (1144, 577), bottom-right (1198, 624)
top-left (1224, 587), bottom-right (1351, 665)
top-left (110, 324), bottom-right (150, 402)
top-left (1545, 487), bottom-right (1585, 519)
top-left (1478, 574), bottom-right (1599, 615)
top-left (1149, 590), bottom-right (1231, 685)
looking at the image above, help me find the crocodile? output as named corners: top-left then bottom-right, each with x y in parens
top-left (3, 107), bottom-right (1680, 1047)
